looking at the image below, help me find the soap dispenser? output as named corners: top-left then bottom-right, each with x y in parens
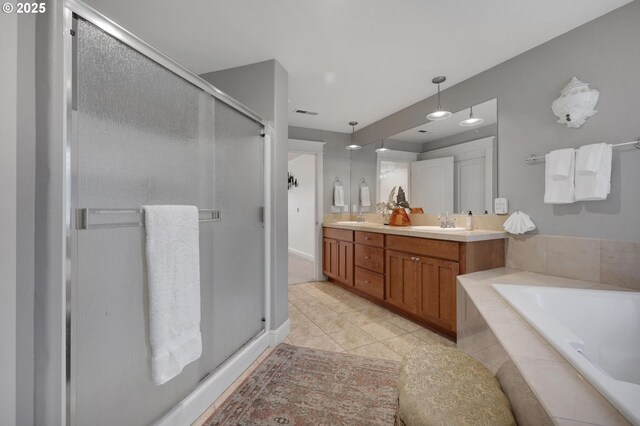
top-left (465, 211), bottom-right (474, 231)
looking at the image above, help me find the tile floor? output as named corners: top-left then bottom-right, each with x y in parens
top-left (288, 252), bottom-right (316, 285)
top-left (193, 280), bottom-right (455, 425)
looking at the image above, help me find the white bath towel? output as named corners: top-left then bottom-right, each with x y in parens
top-left (333, 185), bottom-right (345, 207)
top-left (575, 144), bottom-right (612, 201)
top-left (143, 205), bottom-right (202, 385)
top-left (544, 150), bottom-right (576, 204)
top-left (576, 143), bottom-right (606, 176)
top-left (360, 186), bottom-right (371, 207)
top-left (548, 148), bottom-right (575, 179)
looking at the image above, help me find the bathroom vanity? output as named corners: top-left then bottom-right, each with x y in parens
top-left (322, 223), bottom-right (506, 337)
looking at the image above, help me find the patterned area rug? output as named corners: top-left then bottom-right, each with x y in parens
top-left (205, 344), bottom-right (400, 425)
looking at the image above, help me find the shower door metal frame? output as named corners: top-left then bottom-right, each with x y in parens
top-left (62, 1), bottom-right (271, 424)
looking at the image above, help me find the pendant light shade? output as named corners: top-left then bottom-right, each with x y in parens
top-left (375, 138), bottom-right (389, 153)
top-left (426, 76), bottom-right (452, 121)
top-left (459, 106), bottom-right (485, 127)
top-left (346, 121), bottom-right (361, 150)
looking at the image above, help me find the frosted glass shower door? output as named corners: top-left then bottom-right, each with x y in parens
top-left (72, 18), bottom-right (265, 426)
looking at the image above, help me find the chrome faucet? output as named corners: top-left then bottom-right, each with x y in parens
top-left (356, 211), bottom-right (366, 223)
top-left (438, 212), bottom-right (456, 228)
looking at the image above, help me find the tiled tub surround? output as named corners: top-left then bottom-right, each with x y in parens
top-left (507, 235), bottom-right (640, 290)
top-left (458, 268), bottom-right (637, 426)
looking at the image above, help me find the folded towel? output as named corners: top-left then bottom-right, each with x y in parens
top-left (333, 185), bottom-right (344, 207)
top-left (360, 186), bottom-right (371, 207)
top-left (548, 148), bottom-right (575, 179)
top-left (143, 205), bottom-right (202, 385)
top-left (503, 211), bottom-right (536, 235)
top-left (576, 143), bottom-right (606, 176)
top-left (544, 150), bottom-right (575, 204)
top-left (575, 144), bottom-right (612, 201)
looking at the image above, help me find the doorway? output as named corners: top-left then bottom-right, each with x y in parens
top-left (287, 139), bottom-right (325, 285)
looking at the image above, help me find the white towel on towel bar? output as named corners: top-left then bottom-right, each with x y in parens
top-left (548, 148), bottom-right (574, 179)
top-left (576, 143), bottom-right (606, 176)
top-left (575, 144), bottom-right (612, 201)
top-left (333, 185), bottom-right (345, 207)
top-left (544, 149), bottom-right (576, 204)
top-left (360, 186), bottom-right (371, 207)
top-left (143, 205), bottom-right (202, 385)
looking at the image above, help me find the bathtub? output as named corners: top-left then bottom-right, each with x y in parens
top-left (493, 284), bottom-right (640, 425)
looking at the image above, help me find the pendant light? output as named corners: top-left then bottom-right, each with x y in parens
top-left (346, 121), bottom-right (361, 150)
top-left (459, 106), bottom-right (485, 127)
top-left (426, 76), bottom-right (452, 121)
top-left (375, 138), bottom-right (389, 153)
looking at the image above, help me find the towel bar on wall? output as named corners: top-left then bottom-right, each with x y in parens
top-left (526, 138), bottom-right (640, 165)
top-left (77, 208), bottom-right (222, 230)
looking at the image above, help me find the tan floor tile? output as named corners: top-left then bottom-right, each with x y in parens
top-left (289, 320), bottom-right (325, 341)
top-left (381, 333), bottom-right (428, 358)
top-left (300, 304), bottom-right (340, 321)
top-left (358, 304), bottom-right (396, 320)
top-left (359, 320), bottom-right (406, 341)
top-left (292, 333), bottom-right (345, 352)
top-left (312, 315), bottom-right (357, 334)
top-left (411, 329), bottom-right (456, 347)
top-left (339, 310), bottom-right (375, 326)
top-left (326, 302), bottom-right (355, 314)
top-left (385, 315), bottom-right (423, 333)
top-left (348, 342), bottom-right (403, 362)
top-left (290, 296), bottom-right (324, 310)
top-left (329, 327), bottom-right (377, 350)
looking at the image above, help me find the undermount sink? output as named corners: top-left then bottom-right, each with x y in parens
top-left (335, 221), bottom-right (370, 225)
top-left (411, 225), bottom-right (467, 231)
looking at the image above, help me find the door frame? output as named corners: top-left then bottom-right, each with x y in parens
top-left (288, 139), bottom-right (325, 281)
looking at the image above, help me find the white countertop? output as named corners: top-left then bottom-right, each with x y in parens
top-left (323, 222), bottom-right (507, 243)
top-left (458, 268), bottom-right (635, 426)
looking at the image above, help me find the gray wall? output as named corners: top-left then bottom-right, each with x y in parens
top-left (356, 1), bottom-right (640, 241)
top-left (201, 59), bottom-right (290, 330)
top-left (420, 123), bottom-right (497, 152)
top-left (288, 126), bottom-right (352, 213)
top-left (1, 11), bottom-right (18, 426)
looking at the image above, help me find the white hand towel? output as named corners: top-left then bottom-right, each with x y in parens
top-left (143, 205), bottom-right (202, 385)
top-left (503, 211), bottom-right (536, 235)
top-left (576, 143), bottom-right (606, 176)
top-left (360, 186), bottom-right (371, 207)
top-left (544, 150), bottom-right (576, 204)
top-left (575, 144), bottom-right (612, 201)
top-left (548, 148), bottom-right (575, 179)
top-left (333, 185), bottom-right (344, 207)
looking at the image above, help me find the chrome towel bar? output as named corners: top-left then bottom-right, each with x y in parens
top-left (78, 208), bottom-right (222, 230)
top-left (526, 139), bottom-right (640, 165)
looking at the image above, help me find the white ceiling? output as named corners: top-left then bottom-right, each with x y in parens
top-left (390, 98), bottom-right (497, 144)
top-left (83, 0), bottom-right (631, 132)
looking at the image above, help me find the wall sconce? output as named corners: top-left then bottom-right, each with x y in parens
top-left (551, 77), bottom-right (599, 128)
top-left (287, 172), bottom-right (298, 190)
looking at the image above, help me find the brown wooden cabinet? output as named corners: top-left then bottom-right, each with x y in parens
top-left (322, 228), bottom-right (354, 286)
top-left (323, 226), bottom-right (505, 338)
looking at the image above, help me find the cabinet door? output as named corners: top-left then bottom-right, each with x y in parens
top-left (418, 257), bottom-right (459, 332)
top-left (385, 250), bottom-right (418, 313)
top-left (337, 241), bottom-right (354, 285)
top-left (322, 238), bottom-right (338, 277)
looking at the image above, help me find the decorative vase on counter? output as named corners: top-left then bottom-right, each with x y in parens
top-left (410, 207), bottom-right (424, 214)
top-left (389, 208), bottom-right (411, 226)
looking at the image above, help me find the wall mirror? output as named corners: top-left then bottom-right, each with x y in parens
top-left (349, 98), bottom-right (498, 215)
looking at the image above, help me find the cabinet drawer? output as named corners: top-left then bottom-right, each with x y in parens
top-left (323, 227), bottom-right (354, 242)
top-left (354, 267), bottom-right (384, 299)
top-left (355, 231), bottom-right (384, 247)
top-left (355, 244), bottom-right (384, 273)
top-left (386, 235), bottom-right (459, 262)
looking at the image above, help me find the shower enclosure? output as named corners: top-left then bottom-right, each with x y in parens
top-left (63, 2), bottom-right (270, 424)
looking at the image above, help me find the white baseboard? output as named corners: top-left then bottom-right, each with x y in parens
top-left (268, 319), bottom-right (290, 346)
top-left (155, 332), bottom-right (269, 426)
top-left (287, 247), bottom-right (314, 262)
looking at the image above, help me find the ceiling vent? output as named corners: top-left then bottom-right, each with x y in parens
top-left (294, 108), bottom-right (319, 116)
top-left (418, 130), bottom-right (429, 133)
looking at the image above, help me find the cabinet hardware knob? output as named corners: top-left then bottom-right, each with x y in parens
top-left (365, 280), bottom-right (369, 284)
top-left (415, 257), bottom-right (420, 262)
top-left (364, 256), bottom-right (370, 260)
top-left (364, 237), bottom-right (369, 240)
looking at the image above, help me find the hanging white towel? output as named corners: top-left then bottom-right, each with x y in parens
top-left (544, 150), bottom-right (576, 204)
top-left (576, 143), bottom-right (606, 176)
top-left (333, 185), bottom-right (345, 207)
top-left (548, 148), bottom-right (574, 179)
top-left (575, 144), bottom-right (612, 201)
top-left (360, 186), bottom-right (371, 207)
top-left (143, 205), bottom-right (202, 385)
top-left (503, 211), bottom-right (536, 235)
